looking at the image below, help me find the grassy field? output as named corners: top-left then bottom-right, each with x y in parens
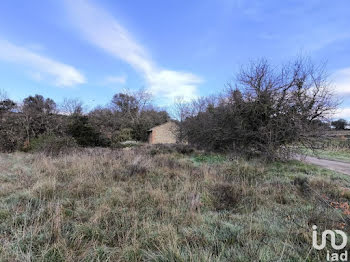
top-left (303, 148), bottom-right (350, 163)
top-left (1, 146), bottom-right (350, 261)
top-left (302, 135), bottom-right (350, 163)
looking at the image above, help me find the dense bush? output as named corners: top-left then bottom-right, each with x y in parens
top-left (111, 128), bottom-right (133, 143)
top-left (67, 114), bottom-right (108, 147)
top-left (0, 100), bottom-right (24, 152)
top-left (0, 129), bottom-right (20, 152)
top-left (0, 117), bottom-right (22, 152)
top-left (29, 134), bottom-right (78, 156)
top-left (181, 58), bottom-right (336, 160)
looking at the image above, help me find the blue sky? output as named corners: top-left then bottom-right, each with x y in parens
top-left (0, 0), bottom-right (349, 118)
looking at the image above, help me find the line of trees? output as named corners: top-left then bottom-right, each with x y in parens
top-left (0, 89), bottom-right (169, 153)
top-left (331, 119), bottom-right (349, 130)
top-left (0, 56), bottom-right (340, 160)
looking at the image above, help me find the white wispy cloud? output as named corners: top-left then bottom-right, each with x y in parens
top-left (327, 68), bottom-right (350, 120)
top-left (333, 107), bottom-right (350, 120)
top-left (64, 0), bottom-right (202, 101)
top-left (104, 75), bottom-right (127, 85)
top-left (0, 39), bottom-right (86, 87)
top-left (332, 68), bottom-right (350, 96)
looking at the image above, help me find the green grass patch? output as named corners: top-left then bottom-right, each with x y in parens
top-left (303, 148), bottom-right (350, 163)
top-left (191, 153), bottom-right (227, 165)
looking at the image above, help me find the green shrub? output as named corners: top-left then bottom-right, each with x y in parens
top-left (192, 154), bottom-right (226, 164)
top-left (67, 114), bottom-right (106, 147)
top-left (29, 134), bottom-right (78, 156)
top-left (111, 128), bottom-right (133, 143)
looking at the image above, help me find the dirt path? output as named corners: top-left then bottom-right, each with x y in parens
top-left (296, 155), bottom-right (350, 175)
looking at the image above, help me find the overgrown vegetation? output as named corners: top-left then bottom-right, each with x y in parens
top-left (0, 57), bottom-right (347, 260)
top-left (179, 57), bottom-right (337, 160)
top-left (0, 90), bottom-right (169, 153)
top-left (29, 134), bottom-right (78, 156)
top-left (1, 146), bottom-right (349, 261)
top-left (0, 56), bottom-right (344, 161)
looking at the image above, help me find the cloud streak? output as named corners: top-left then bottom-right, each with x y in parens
top-left (0, 39), bottom-right (86, 87)
top-left (333, 107), bottom-right (350, 120)
top-left (104, 75), bottom-right (127, 85)
top-left (64, 0), bottom-right (201, 101)
top-left (332, 68), bottom-right (350, 96)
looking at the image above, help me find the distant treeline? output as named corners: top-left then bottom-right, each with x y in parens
top-left (331, 119), bottom-right (350, 130)
top-left (0, 90), bottom-right (169, 153)
top-left (0, 56), bottom-right (342, 160)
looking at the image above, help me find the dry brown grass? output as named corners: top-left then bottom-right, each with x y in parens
top-left (1, 147), bottom-right (350, 261)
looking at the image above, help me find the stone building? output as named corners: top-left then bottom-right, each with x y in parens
top-left (147, 121), bottom-right (178, 144)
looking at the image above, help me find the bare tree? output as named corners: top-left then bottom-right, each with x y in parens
top-left (62, 98), bottom-right (83, 115)
top-left (20, 95), bottom-right (59, 144)
top-left (172, 97), bottom-right (190, 121)
top-left (0, 89), bottom-right (7, 101)
top-left (60, 98), bottom-right (84, 115)
top-left (182, 57), bottom-right (338, 160)
top-left (235, 57), bottom-right (337, 158)
top-left (107, 88), bottom-right (170, 141)
top-left (171, 97), bottom-right (190, 142)
top-left (111, 89), bottom-right (151, 119)
top-left (111, 88), bottom-right (151, 126)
